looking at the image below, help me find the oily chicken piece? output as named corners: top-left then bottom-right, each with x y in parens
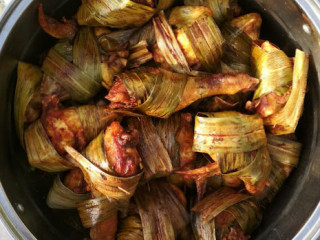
top-left (106, 70), bottom-right (259, 113)
top-left (104, 121), bottom-right (141, 177)
top-left (41, 95), bottom-right (86, 155)
top-left (63, 168), bottom-right (87, 194)
top-left (176, 73), bottom-right (259, 111)
top-left (38, 4), bottom-right (77, 39)
top-left (175, 113), bottom-right (197, 168)
top-left (106, 81), bottom-right (138, 109)
top-left (246, 90), bottom-right (291, 117)
top-left (90, 212), bottom-right (118, 240)
top-left (176, 162), bottom-right (221, 200)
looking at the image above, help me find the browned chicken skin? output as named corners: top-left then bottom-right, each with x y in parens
top-left (104, 121), bottom-right (141, 177)
top-left (41, 95), bottom-right (86, 155)
top-left (175, 113), bottom-right (197, 168)
top-left (89, 212), bottom-right (118, 240)
top-left (106, 72), bottom-right (259, 112)
top-left (38, 4), bottom-right (77, 39)
top-left (63, 168), bottom-right (87, 194)
top-left (106, 81), bottom-right (138, 109)
top-left (246, 90), bottom-right (291, 117)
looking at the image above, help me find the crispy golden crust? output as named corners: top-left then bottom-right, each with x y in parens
top-left (106, 81), bottom-right (138, 109)
top-left (41, 95), bottom-right (86, 155)
top-left (246, 90), bottom-right (291, 117)
top-left (104, 121), bottom-right (141, 177)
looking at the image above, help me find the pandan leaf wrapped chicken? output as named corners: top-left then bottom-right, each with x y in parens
top-left (153, 9), bottom-right (224, 73)
top-left (231, 13), bottom-right (262, 41)
top-left (14, 2), bottom-right (310, 239)
top-left (184, 0), bottom-right (241, 25)
top-left (191, 111), bottom-right (271, 195)
top-left (14, 62), bottom-right (43, 148)
top-left (65, 120), bottom-right (143, 203)
top-left (47, 168), bottom-right (118, 240)
top-left (134, 181), bottom-right (189, 240)
top-left (24, 95), bottom-right (123, 172)
top-left (76, 0), bottom-right (174, 28)
top-left (46, 169), bottom-right (90, 209)
top-left (255, 134), bottom-right (302, 204)
top-left (130, 113), bottom-right (196, 180)
top-left (77, 196), bottom-right (118, 240)
top-left (192, 187), bottom-right (262, 240)
top-left (247, 42), bottom-right (309, 134)
top-left (106, 67), bottom-right (259, 118)
top-left (42, 27), bottom-right (102, 103)
top-left (188, 13), bottom-right (262, 113)
top-left (263, 49), bottom-right (309, 134)
top-left (64, 121), bottom-right (144, 238)
top-left (221, 12), bottom-right (263, 74)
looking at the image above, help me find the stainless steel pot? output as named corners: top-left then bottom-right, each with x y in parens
top-left (0, 0), bottom-right (319, 239)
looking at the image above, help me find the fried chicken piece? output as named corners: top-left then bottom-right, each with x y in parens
top-left (176, 73), bottom-right (260, 111)
top-left (176, 162), bottom-right (221, 200)
top-left (41, 95), bottom-right (86, 155)
top-left (90, 212), bottom-right (118, 240)
top-left (63, 168), bottom-right (87, 194)
top-left (246, 90), bottom-right (291, 117)
top-left (106, 71), bottom-right (259, 113)
top-left (38, 4), bottom-right (77, 39)
top-left (104, 121), bottom-right (141, 177)
top-left (106, 81), bottom-right (138, 109)
top-left (175, 113), bottom-right (197, 168)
